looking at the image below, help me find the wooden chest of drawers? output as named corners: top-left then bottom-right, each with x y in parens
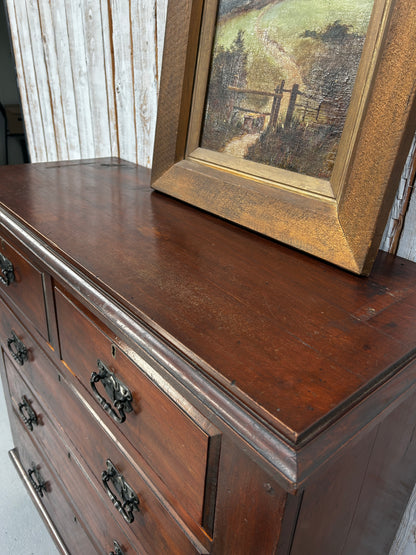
top-left (1, 159), bottom-right (416, 554)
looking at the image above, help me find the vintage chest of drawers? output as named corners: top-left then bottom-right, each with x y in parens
top-left (1, 159), bottom-right (416, 554)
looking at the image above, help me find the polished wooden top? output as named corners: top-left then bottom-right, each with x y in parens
top-left (0, 159), bottom-right (415, 449)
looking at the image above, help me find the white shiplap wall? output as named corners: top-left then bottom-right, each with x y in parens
top-left (5, 0), bottom-right (167, 166)
top-left (381, 135), bottom-right (416, 260)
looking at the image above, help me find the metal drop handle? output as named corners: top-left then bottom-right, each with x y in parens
top-left (101, 459), bottom-right (140, 524)
top-left (90, 360), bottom-right (133, 424)
top-left (0, 253), bottom-right (15, 286)
top-left (18, 396), bottom-right (38, 431)
top-left (28, 463), bottom-right (46, 498)
top-left (109, 540), bottom-right (125, 555)
top-left (7, 331), bottom-right (28, 365)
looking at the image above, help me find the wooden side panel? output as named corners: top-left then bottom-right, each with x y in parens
top-left (289, 391), bottom-right (416, 555)
top-left (341, 391), bottom-right (416, 555)
top-left (212, 436), bottom-right (287, 554)
top-left (290, 427), bottom-right (378, 555)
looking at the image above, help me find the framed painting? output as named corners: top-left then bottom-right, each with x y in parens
top-left (151, 0), bottom-right (416, 275)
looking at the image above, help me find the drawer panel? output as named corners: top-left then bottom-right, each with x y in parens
top-left (54, 285), bottom-right (218, 528)
top-left (7, 402), bottom-right (98, 555)
top-left (2, 323), bottom-right (208, 553)
top-left (0, 295), bottom-right (41, 369)
top-left (0, 236), bottom-right (48, 341)
top-left (4, 353), bottom-right (142, 555)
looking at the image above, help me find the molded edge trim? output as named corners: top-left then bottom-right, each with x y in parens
top-left (2, 207), bottom-right (416, 492)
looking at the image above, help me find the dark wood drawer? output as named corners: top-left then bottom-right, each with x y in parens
top-left (0, 236), bottom-right (48, 341)
top-left (0, 294), bottom-right (42, 370)
top-left (4, 353), bottom-right (141, 555)
top-left (2, 311), bottom-right (209, 554)
top-left (7, 401), bottom-right (97, 554)
top-left (54, 285), bottom-right (220, 531)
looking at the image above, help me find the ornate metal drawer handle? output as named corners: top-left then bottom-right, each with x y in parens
top-left (90, 360), bottom-right (133, 424)
top-left (18, 396), bottom-right (38, 431)
top-left (0, 252), bottom-right (15, 286)
top-left (101, 459), bottom-right (140, 524)
top-left (109, 540), bottom-right (125, 555)
top-left (27, 463), bottom-right (46, 498)
top-left (7, 331), bottom-right (28, 365)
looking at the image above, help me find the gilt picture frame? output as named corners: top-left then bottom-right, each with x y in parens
top-left (151, 0), bottom-right (416, 275)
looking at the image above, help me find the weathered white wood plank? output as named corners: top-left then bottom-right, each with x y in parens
top-left (109, 0), bottom-right (137, 163)
top-left (6, 0), bottom-right (165, 166)
top-left (64, 0), bottom-right (95, 159)
top-left (381, 136), bottom-right (416, 255)
top-left (390, 483), bottom-right (416, 554)
top-left (99, 0), bottom-right (118, 157)
top-left (82, 0), bottom-right (112, 158)
top-left (156, 0), bottom-right (168, 86)
top-left (36, 0), bottom-right (69, 160)
top-left (24, 0), bottom-right (58, 160)
top-left (8, 0), bottom-right (48, 162)
top-left (48, 0), bottom-right (82, 160)
top-left (131, 0), bottom-right (158, 167)
top-left (4, 0), bottom-right (35, 161)
top-left (397, 186), bottom-right (416, 262)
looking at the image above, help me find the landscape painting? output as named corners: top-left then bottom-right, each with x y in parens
top-left (200, 0), bottom-right (375, 180)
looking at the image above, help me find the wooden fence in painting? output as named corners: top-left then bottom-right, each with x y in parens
top-left (228, 80), bottom-right (330, 132)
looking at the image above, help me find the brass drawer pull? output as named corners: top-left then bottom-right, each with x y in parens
top-left (109, 540), bottom-right (125, 555)
top-left (27, 463), bottom-right (46, 498)
top-left (101, 459), bottom-right (140, 524)
top-left (18, 396), bottom-right (38, 431)
top-left (7, 331), bottom-right (28, 365)
top-left (0, 253), bottom-right (15, 286)
top-left (90, 360), bottom-right (133, 424)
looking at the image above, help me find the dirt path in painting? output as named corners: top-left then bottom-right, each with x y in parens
top-left (222, 132), bottom-right (260, 157)
top-left (255, 3), bottom-right (304, 119)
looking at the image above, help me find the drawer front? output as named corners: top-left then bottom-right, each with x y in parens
top-left (4, 354), bottom-right (142, 555)
top-left (0, 296), bottom-right (39, 369)
top-left (0, 236), bottom-right (48, 341)
top-left (7, 402), bottom-right (98, 555)
top-left (2, 317), bottom-right (207, 554)
top-left (54, 285), bottom-right (218, 528)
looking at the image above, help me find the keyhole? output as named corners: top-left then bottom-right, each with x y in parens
top-left (111, 344), bottom-right (116, 358)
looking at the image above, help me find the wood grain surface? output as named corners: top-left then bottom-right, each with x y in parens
top-left (0, 160), bottom-right (415, 448)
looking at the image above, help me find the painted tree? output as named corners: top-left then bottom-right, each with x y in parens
top-left (201, 30), bottom-right (248, 151)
